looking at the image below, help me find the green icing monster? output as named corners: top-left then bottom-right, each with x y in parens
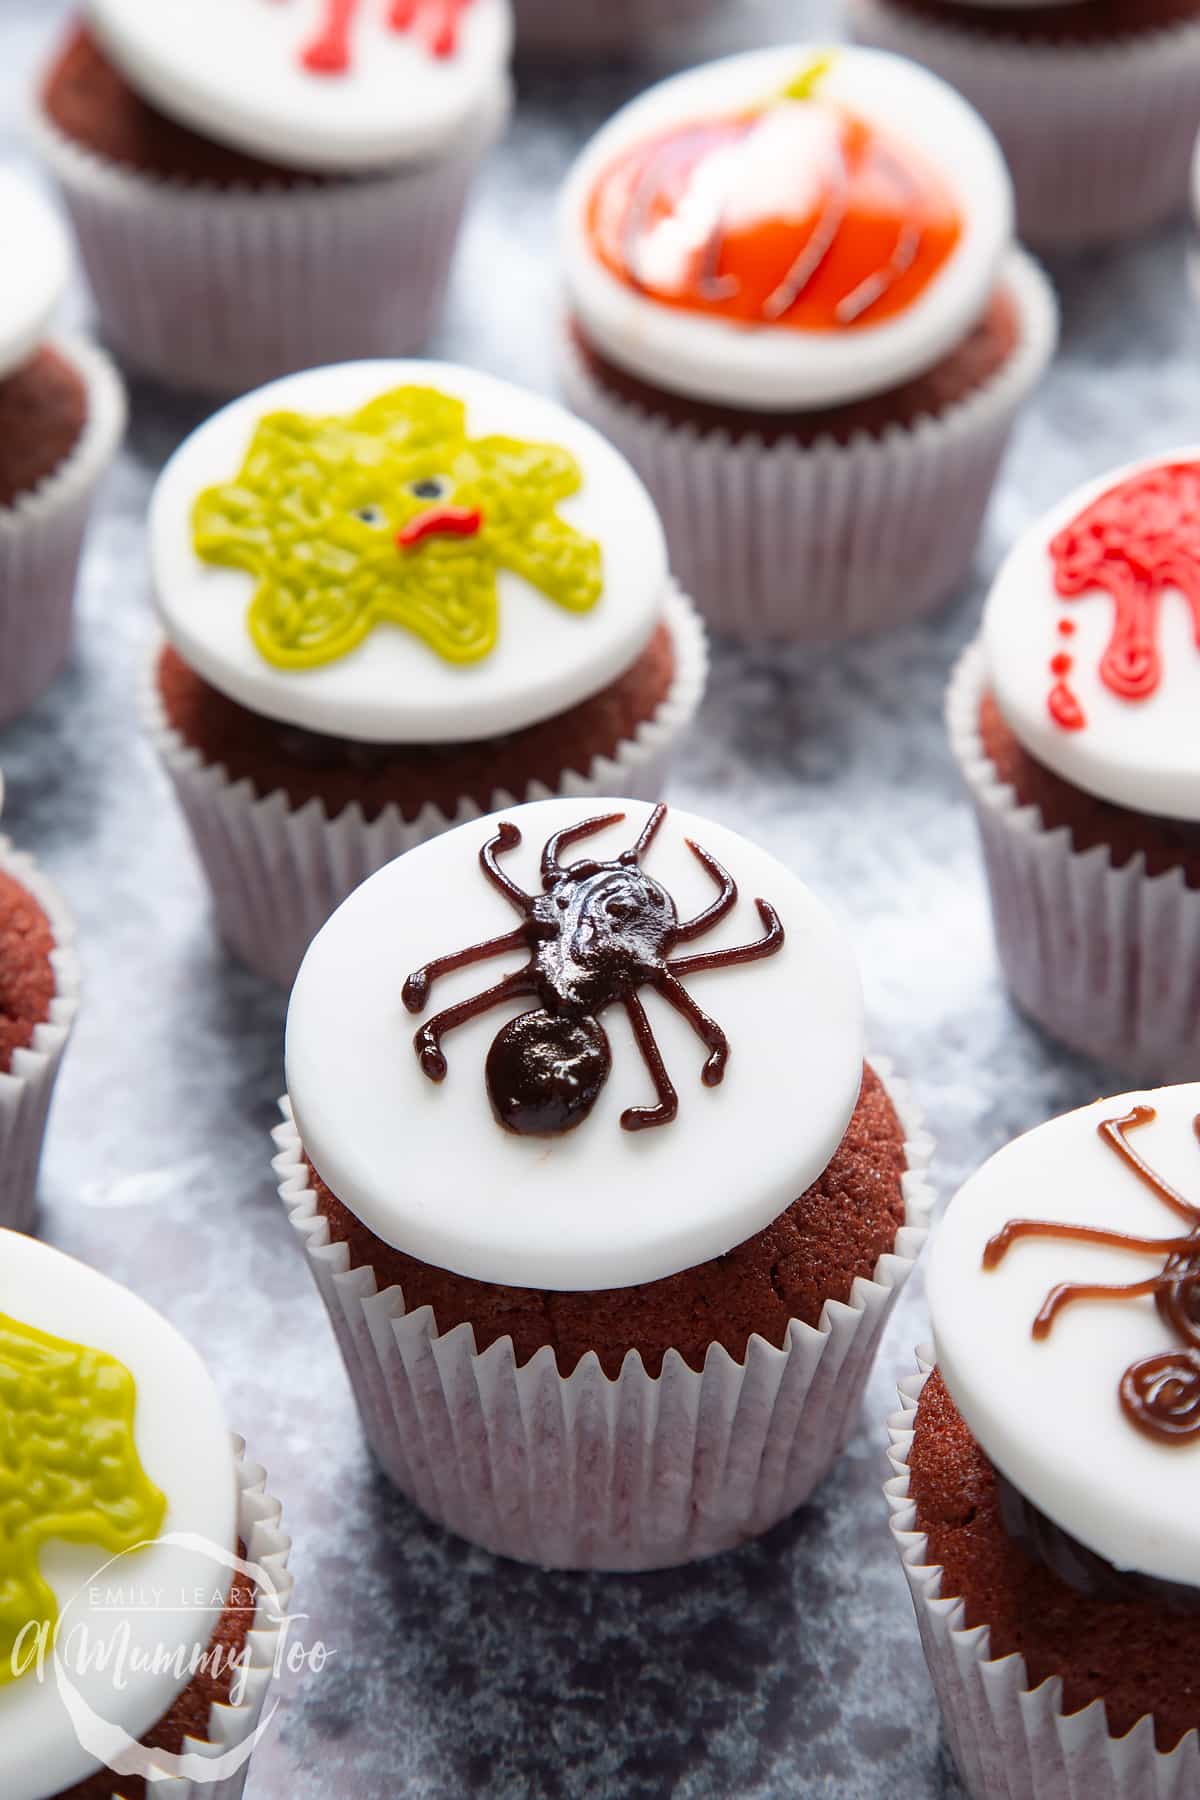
top-left (191, 385), bottom-right (606, 671)
top-left (0, 1312), bottom-right (167, 1687)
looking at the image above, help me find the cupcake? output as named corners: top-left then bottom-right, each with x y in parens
top-left (276, 794), bottom-right (933, 1570)
top-left (0, 172), bottom-right (125, 728)
top-left (512, 0), bottom-right (715, 57)
top-left (143, 359), bottom-right (706, 988)
top-left (887, 1086), bottom-right (1200, 1796)
top-left (0, 775), bottom-right (80, 1235)
top-left (559, 46), bottom-right (1057, 643)
top-left (949, 449), bottom-right (1200, 1081)
top-left (848, 1), bottom-right (1200, 249)
top-left (33, 2), bottom-right (513, 393)
top-left (0, 1227), bottom-right (292, 1796)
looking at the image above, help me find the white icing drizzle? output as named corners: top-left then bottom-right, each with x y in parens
top-left (0, 1230), bottom-right (237, 1799)
top-left (86, 0), bottom-right (513, 172)
top-left (560, 45), bottom-right (1012, 412)
top-left (286, 796), bottom-right (866, 1291)
top-left (930, 1086), bottom-right (1200, 1587)
top-left (984, 448), bottom-right (1200, 823)
top-left (0, 174), bottom-right (69, 386)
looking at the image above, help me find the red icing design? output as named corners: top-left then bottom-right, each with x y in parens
top-left (1048, 681), bottom-right (1085, 733)
top-left (397, 505), bottom-right (484, 549)
top-left (298, 0), bottom-right (474, 74)
top-left (1047, 461), bottom-right (1200, 728)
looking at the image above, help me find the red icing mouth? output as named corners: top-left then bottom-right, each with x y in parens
top-left (1046, 461), bottom-right (1200, 732)
top-left (301, 0), bottom-right (474, 75)
top-left (396, 505), bottom-right (484, 550)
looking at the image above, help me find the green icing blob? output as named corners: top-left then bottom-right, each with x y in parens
top-left (191, 385), bottom-right (606, 671)
top-left (777, 53), bottom-right (835, 103)
top-left (0, 1312), bottom-right (167, 1687)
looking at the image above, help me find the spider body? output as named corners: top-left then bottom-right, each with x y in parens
top-left (402, 805), bottom-right (785, 1136)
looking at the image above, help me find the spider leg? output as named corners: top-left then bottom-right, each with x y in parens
top-left (1099, 1106), bottom-right (1200, 1226)
top-left (541, 812), bottom-right (627, 888)
top-left (668, 899), bottom-right (784, 977)
top-left (1033, 1273), bottom-right (1173, 1339)
top-left (672, 839), bottom-right (736, 942)
top-left (480, 821), bottom-right (534, 915)
top-left (983, 1218), bottom-right (1199, 1270)
top-left (412, 970), bottom-right (535, 1082)
top-left (623, 803), bottom-right (668, 866)
top-left (653, 972), bottom-right (728, 1086)
top-left (618, 990), bottom-right (679, 1132)
top-left (402, 928), bottom-right (531, 1014)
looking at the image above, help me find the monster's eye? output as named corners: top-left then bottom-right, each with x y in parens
top-left (408, 476), bottom-right (453, 502)
top-left (353, 505), bottom-right (387, 527)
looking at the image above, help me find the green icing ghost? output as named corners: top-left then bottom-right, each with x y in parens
top-left (0, 1313), bottom-right (167, 1686)
top-left (191, 385), bottom-right (606, 671)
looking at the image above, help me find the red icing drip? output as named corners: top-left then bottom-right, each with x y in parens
top-left (1050, 652), bottom-right (1072, 678)
top-left (1057, 618), bottom-right (1076, 638)
top-left (1048, 681), bottom-right (1086, 732)
top-left (397, 505), bottom-right (484, 549)
top-left (299, 0), bottom-right (474, 74)
top-left (1049, 461), bottom-right (1200, 716)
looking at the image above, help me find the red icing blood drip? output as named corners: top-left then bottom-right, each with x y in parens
top-left (1049, 461), bottom-right (1200, 714)
top-left (300, 0), bottom-right (474, 73)
top-left (1048, 680), bottom-right (1086, 732)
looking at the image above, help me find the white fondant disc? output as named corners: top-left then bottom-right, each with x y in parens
top-left (560, 45), bottom-right (1013, 412)
top-left (86, 0), bottom-right (512, 172)
top-left (151, 360), bottom-right (667, 746)
top-left (0, 174), bottom-right (70, 385)
top-left (286, 797), bottom-right (866, 1291)
top-left (0, 1231), bottom-right (237, 1800)
top-left (930, 1086), bottom-right (1200, 1588)
top-left (984, 448), bottom-right (1200, 822)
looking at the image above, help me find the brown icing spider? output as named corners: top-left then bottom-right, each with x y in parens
top-left (402, 804), bottom-right (785, 1136)
top-left (984, 1106), bottom-right (1200, 1445)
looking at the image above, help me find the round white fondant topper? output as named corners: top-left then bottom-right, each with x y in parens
top-left (0, 1231), bottom-right (237, 1799)
top-left (86, 0), bottom-right (512, 172)
top-left (286, 797), bottom-right (866, 1291)
top-left (0, 174), bottom-right (70, 385)
top-left (560, 45), bottom-right (1013, 412)
top-left (985, 449), bottom-right (1200, 823)
top-left (930, 1086), bottom-right (1200, 1589)
top-left (151, 360), bottom-right (667, 746)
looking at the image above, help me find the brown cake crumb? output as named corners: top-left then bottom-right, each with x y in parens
top-left (979, 690), bottom-right (1200, 889)
top-left (882, 0), bottom-right (1200, 44)
top-left (0, 348), bottom-right (87, 510)
top-left (310, 1061), bottom-right (908, 1378)
top-left (0, 870), bottom-right (56, 1076)
top-left (56, 1555), bottom-right (259, 1800)
top-left (156, 624), bottom-right (678, 825)
top-left (40, 23), bottom-right (337, 189)
top-left (569, 286), bottom-right (1020, 448)
top-left (910, 1369), bottom-right (1200, 1753)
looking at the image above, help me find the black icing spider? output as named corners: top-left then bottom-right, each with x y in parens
top-left (402, 804), bottom-right (785, 1136)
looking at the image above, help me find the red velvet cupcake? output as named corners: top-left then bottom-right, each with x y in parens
top-left (0, 172), bottom-right (124, 727)
top-left (849, 0), bottom-right (1200, 248)
top-left (888, 1086), bottom-right (1200, 1794)
top-left (143, 360), bottom-right (706, 987)
top-left (559, 45), bottom-right (1056, 641)
top-left (948, 449), bottom-right (1200, 1080)
top-left (277, 795), bottom-right (933, 1569)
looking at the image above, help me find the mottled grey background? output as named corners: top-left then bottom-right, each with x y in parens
top-left (2, 1), bottom-right (1197, 1795)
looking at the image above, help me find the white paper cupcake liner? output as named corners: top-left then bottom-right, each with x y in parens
top-left (92, 1436), bottom-right (293, 1800)
top-left (849, 1), bottom-right (1200, 250)
top-left (947, 639), bottom-right (1200, 1082)
top-left (0, 838), bottom-right (80, 1235)
top-left (273, 1058), bottom-right (934, 1572)
top-left (560, 250), bottom-right (1057, 644)
top-left (885, 1355), bottom-right (1200, 1800)
top-left (142, 582), bottom-right (708, 990)
top-left (512, 0), bottom-right (716, 54)
top-left (30, 84), bottom-right (509, 395)
top-left (0, 335), bottom-right (125, 728)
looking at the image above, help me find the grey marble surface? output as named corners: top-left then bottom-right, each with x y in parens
top-left (3, 2), bottom-right (1199, 1795)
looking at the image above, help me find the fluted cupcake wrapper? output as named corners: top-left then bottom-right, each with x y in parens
top-left (0, 839), bottom-right (79, 1234)
top-left (30, 85), bottom-right (509, 396)
top-left (561, 251), bottom-right (1056, 644)
top-left (0, 335), bottom-right (125, 728)
top-left (142, 584), bottom-right (708, 990)
top-left (273, 1059), bottom-right (933, 1572)
top-left (886, 1356), bottom-right (1200, 1800)
top-left (513, 0), bottom-right (716, 54)
top-left (848, 1), bottom-right (1200, 250)
top-left (947, 640), bottom-right (1200, 1082)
